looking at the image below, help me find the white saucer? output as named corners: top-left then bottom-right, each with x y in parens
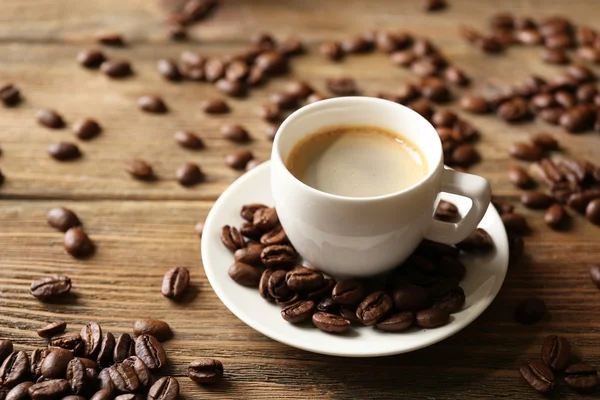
top-left (202, 161), bottom-right (509, 357)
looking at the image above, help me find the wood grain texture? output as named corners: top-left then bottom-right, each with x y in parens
top-left (1, 0), bottom-right (600, 398)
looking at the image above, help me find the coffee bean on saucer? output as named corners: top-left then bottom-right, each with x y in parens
top-left (202, 98), bottom-right (230, 114)
top-left (393, 283), bottom-right (429, 310)
top-left (240, 220), bottom-right (261, 240)
top-left (188, 358), bottom-right (223, 384)
top-left (220, 225), bottom-right (245, 250)
top-left (77, 50), bottom-right (106, 68)
top-left (312, 312), bottom-right (351, 333)
top-left (37, 321), bottom-right (67, 339)
top-left (176, 163), bottom-right (204, 186)
top-left (100, 60), bottom-right (133, 78)
top-left (515, 298), bottom-right (546, 324)
top-left (30, 275), bottom-right (71, 300)
top-left (47, 207), bottom-right (81, 232)
top-left (162, 267), bottom-right (190, 300)
top-left (356, 291), bottom-right (393, 325)
top-left (221, 124), bottom-right (250, 143)
top-left (326, 77), bottom-right (358, 96)
top-left (0, 350), bottom-right (28, 387)
top-left (456, 228), bottom-right (494, 253)
top-left (261, 245), bottom-right (297, 269)
top-left (0, 83), bottom-right (21, 106)
top-left (64, 227), bottom-right (95, 258)
top-left (138, 95), bottom-right (168, 113)
top-left (253, 207), bottom-right (278, 232)
top-left (133, 319), bottom-right (172, 342)
top-left (234, 243), bottom-right (264, 265)
top-left (286, 266), bottom-right (325, 292)
top-left (225, 150), bottom-right (253, 170)
top-left (37, 109), bottom-right (65, 129)
top-left (240, 203), bottom-right (267, 222)
top-left (268, 270), bottom-right (293, 300)
top-left (564, 363), bottom-right (599, 392)
top-left (260, 225), bottom-right (287, 246)
top-left (281, 300), bottom-right (315, 323)
top-left (332, 279), bottom-right (365, 305)
top-left (73, 118), bottom-right (101, 140)
top-left (432, 287), bottom-right (465, 314)
top-left (586, 199), bottom-right (600, 225)
top-left (376, 312), bottom-right (415, 332)
top-left (541, 335), bottom-right (570, 371)
top-left (520, 360), bottom-right (555, 394)
top-left (157, 59), bottom-right (181, 81)
top-left (415, 308), bottom-right (450, 328)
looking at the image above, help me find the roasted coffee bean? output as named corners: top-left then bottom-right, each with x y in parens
top-left (541, 48), bottom-right (569, 64)
top-left (555, 91), bottom-right (576, 108)
top-left (202, 98), bottom-right (229, 114)
top-left (72, 118), bottom-right (101, 140)
top-left (278, 36), bottom-right (304, 56)
top-left (410, 58), bottom-right (438, 77)
top-left (567, 64), bottom-right (596, 83)
top-left (36, 109), bottom-right (65, 129)
top-left (415, 308), bottom-right (450, 328)
top-left (531, 133), bottom-right (558, 150)
top-left (509, 142), bottom-right (543, 162)
top-left (459, 95), bottom-right (488, 114)
top-left (544, 204), bottom-right (568, 228)
top-left (434, 200), bottom-right (459, 222)
top-left (541, 335), bottom-right (570, 371)
top-left (253, 207), bottom-right (279, 232)
top-left (77, 50), bottom-right (106, 68)
top-left (216, 78), bottom-right (246, 98)
top-left (564, 363), bottom-right (599, 392)
top-left (340, 36), bottom-right (370, 54)
top-left (6, 381), bottom-right (34, 400)
top-left (530, 93), bottom-right (557, 111)
top-left (577, 83), bottom-right (598, 103)
top-left (157, 59), bottom-right (181, 81)
top-left (30, 275), bottom-right (71, 301)
top-left (62, 396), bottom-right (87, 400)
top-left (229, 262), bottom-right (261, 287)
top-left (281, 300), bottom-right (315, 323)
top-left (51, 332), bottom-right (83, 354)
top-left (97, 332), bottom-right (115, 368)
top-left (97, 369), bottom-right (113, 391)
top-left (246, 159), bottom-right (261, 171)
top-left (241, 222), bottom-right (262, 241)
top-left (138, 95), bottom-right (168, 113)
top-left (432, 287), bottom-right (465, 314)
top-left (122, 356), bottom-right (150, 388)
top-left (78, 358), bottom-right (97, 370)
top-left (332, 279), bottom-right (365, 305)
top-left (29, 349), bottom-right (49, 380)
top-left (174, 131), bottom-right (204, 150)
top-left (508, 165), bottom-right (533, 189)
top-left (221, 124), bottom-right (250, 143)
top-left (203, 58), bottom-right (225, 82)
top-left (312, 312), bottom-right (351, 333)
top-left (148, 376), bottom-right (179, 400)
top-left (568, 190), bottom-right (600, 212)
top-left (80, 322), bottom-right (102, 358)
top-left (114, 394), bottom-right (143, 400)
top-left (0, 351), bottom-right (29, 388)
top-left (560, 106), bottom-right (595, 132)
top-left (317, 297), bottom-right (339, 314)
top-left (100, 60), bottom-right (133, 78)
top-left (48, 142), bottom-right (81, 161)
top-left (188, 358), bottom-right (223, 384)
top-left (521, 191), bottom-right (554, 209)
top-left (408, 99), bottom-right (434, 120)
top-left (113, 334), bottom-right (134, 363)
top-left (65, 358), bottom-right (86, 394)
top-left (225, 150), bottom-right (253, 170)
top-left (444, 66), bottom-right (470, 86)
top-left (245, 66), bottom-right (265, 86)
top-left (376, 312), bottom-right (415, 332)
top-left (64, 227), bottom-right (94, 258)
top-left (269, 92), bottom-right (297, 110)
top-left (0, 83), bottom-right (20, 106)
top-left (424, 0), bottom-right (446, 11)
top-left (46, 208), bottom-right (80, 233)
top-left (133, 319), bottom-right (172, 342)
top-left (255, 51), bottom-right (288, 75)
top-left (356, 291), bottom-right (393, 326)
top-left (0, 341), bottom-right (13, 366)
top-left (40, 348), bottom-right (73, 379)
top-left (451, 144), bottom-right (478, 167)
top-left (96, 32), bottom-right (124, 46)
top-left (520, 360), bottom-right (555, 394)
top-left (539, 107), bottom-right (564, 125)
top-left (135, 334), bottom-right (165, 371)
top-left (260, 225), bottom-right (287, 246)
top-left (419, 77), bottom-right (450, 102)
top-left (259, 102), bottom-right (281, 122)
top-left (501, 213), bottom-right (530, 234)
top-left (261, 244), bottom-right (297, 269)
top-left (515, 298), bottom-right (546, 324)
top-left (326, 77), bottom-right (358, 96)
top-left (431, 110), bottom-right (457, 128)
top-left (497, 98), bottom-right (529, 122)
top-left (268, 269), bottom-right (293, 300)
top-left (125, 159), bottom-right (154, 180)
top-left (240, 203), bottom-right (267, 222)
top-left (220, 225), bottom-right (245, 251)
top-left (587, 198), bottom-right (600, 225)
top-left (108, 362), bottom-right (139, 392)
top-left (456, 228), bottom-right (494, 253)
top-left (161, 268), bottom-right (191, 299)
top-left (259, 269), bottom-right (275, 303)
top-left (589, 264), bottom-right (600, 288)
top-left (175, 162), bottom-right (203, 186)
top-left (285, 80), bottom-right (313, 99)
top-left (492, 199), bottom-right (514, 215)
top-left (305, 279), bottom-right (335, 301)
top-left (285, 266), bottom-right (325, 292)
top-left (90, 389), bottom-right (113, 400)
top-left (28, 380), bottom-right (69, 399)
top-left (225, 60), bottom-right (249, 82)
top-left (516, 29), bottom-right (543, 45)
top-left (393, 283), bottom-right (429, 310)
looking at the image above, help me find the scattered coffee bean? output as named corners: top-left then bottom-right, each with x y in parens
top-left (541, 335), bottom-right (570, 371)
top-left (564, 363), bottom-right (599, 392)
top-left (0, 350), bottom-right (29, 387)
top-left (285, 80), bottom-right (313, 99)
top-left (520, 360), bottom-right (555, 394)
top-left (531, 133), bottom-right (558, 151)
top-left (509, 142), bottom-right (543, 161)
top-left (312, 312), bottom-right (351, 333)
top-left (306, 93), bottom-right (329, 104)
top-left (64, 227), bottom-right (94, 258)
top-left (589, 264), bottom-right (600, 288)
top-left (456, 228), bottom-right (494, 252)
top-left (515, 297), bottom-right (546, 324)
top-left (138, 95), bottom-right (168, 113)
top-left (174, 131), bottom-right (204, 150)
top-left (28, 379), bottom-right (70, 399)
top-left (77, 50), bottom-right (106, 69)
top-left (100, 60), bottom-right (133, 78)
top-left (80, 322), bottom-right (102, 358)
top-left (148, 376), bottom-right (179, 400)
top-left (37, 321), bottom-right (67, 339)
top-left (540, 48), bottom-right (570, 64)
top-left (48, 142), bottom-right (81, 161)
top-left (36, 109), bottom-right (65, 129)
top-left (46, 207), bottom-right (80, 232)
top-left (161, 267), bottom-right (190, 300)
top-left (451, 144), bottom-right (478, 167)
top-left (157, 59), bottom-right (181, 81)
top-left (220, 124), bottom-right (250, 142)
top-left (415, 308), bottom-right (450, 328)
top-left (567, 190), bottom-right (600, 212)
top-left (444, 66), bottom-right (470, 86)
top-left (96, 32), bottom-right (124, 46)
top-left (319, 41), bottom-right (344, 61)
top-left (281, 300), bottom-right (316, 323)
top-left (544, 204), bottom-right (568, 229)
top-left (72, 118), bottom-right (101, 140)
top-left (188, 358), bottom-right (223, 384)
top-left (259, 102), bottom-right (281, 122)
top-left (123, 355), bottom-right (150, 388)
top-left (225, 150), bottom-right (253, 170)
top-left (0, 83), bottom-right (21, 106)
top-left (175, 162), bottom-right (204, 186)
top-left (497, 98), bottom-right (529, 122)
top-left (125, 159), bottom-right (154, 180)
top-left (459, 95), bottom-right (489, 114)
top-left (431, 110), bottom-right (457, 128)
top-left (424, 0), bottom-right (446, 12)
top-left (586, 198), bottom-right (600, 225)
top-left (521, 191), bottom-right (554, 209)
top-left (326, 77), bottom-right (358, 96)
top-left (30, 275), bottom-right (71, 301)
top-left (560, 106), bottom-right (595, 132)
top-left (216, 78), bottom-right (246, 97)
top-left (356, 291), bottom-right (393, 326)
top-left (133, 319), bottom-right (172, 342)
top-left (135, 334), bottom-right (165, 371)
top-left (255, 51), bottom-right (288, 75)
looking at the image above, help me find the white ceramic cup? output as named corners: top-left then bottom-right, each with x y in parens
top-left (271, 96), bottom-right (491, 277)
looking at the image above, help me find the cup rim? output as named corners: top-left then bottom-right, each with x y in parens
top-left (272, 96), bottom-right (443, 202)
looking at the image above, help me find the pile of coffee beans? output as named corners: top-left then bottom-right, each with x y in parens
top-left (220, 203), bottom-right (494, 334)
top-left (0, 319), bottom-right (222, 399)
top-left (520, 335), bottom-right (599, 394)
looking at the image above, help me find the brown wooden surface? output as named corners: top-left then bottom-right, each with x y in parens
top-left (1, 0), bottom-right (600, 398)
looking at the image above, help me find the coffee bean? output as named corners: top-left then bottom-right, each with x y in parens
top-left (96, 32), bottom-right (124, 46)
top-left (29, 349), bottom-right (49, 381)
top-left (326, 77), bottom-right (358, 96)
top-left (410, 58), bottom-right (439, 77)
top-left (312, 312), bottom-right (351, 333)
top-left (424, 0), bottom-right (446, 11)
top-left (415, 308), bottom-right (450, 328)
top-left (419, 77), bottom-right (450, 103)
top-left (113, 334), bottom-right (134, 364)
top-left (565, 363), bottom-right (599, 392)
top-left (260, 225), bottom-right (287, 246)
top-left (540, 335), bottom-right (570, 371)
top-left (138, 95), bottom-right (168, 114)
top-left (125, 159), bottom-right (154, 180)
top-left (40, 348), bottom-right (73, 379)
top-left (356, 291), bottom-right (393, 326)
top-left (36, 321), bottom-right (67, 340)
top-left (71, 118), bottom-right (101, 141)
top-left (586, 198), bottom-right (600, 225)
top-left (540, 48), bottom-right (570, 64)
top-left (434, 200), bottom-right (459, 222)
top-left (568, 190), bottom-right (600, 212)
top-left (255, 51), bottom-right (288, 75)
top-left (284, 80), bottom-right (313, 100)
top-left (228, 262), bottom-right (261, 287)
top-left (530, 93), bottom-right (557, 111)
top-left (515, 298), bottom-right (546, 324)
top-left (65, 358), bottom-right (86, 394)
top-left (520, 360), bottom-right (555, 394)
top-left (234, 243), bottom-right (264, 265)
top-left (51, 332), bottom-right (83, 355)
top-left (543, 204), bottom-right (567, 229)
top-left (539, 107), bottom-right (564, 125)
top-left (281, 300), bottom-right (316, 323)
top-left (498, 98), bottom-right (529, 122)
top-left (114, 395), bottom-right (143, 400)
top-left (261, 244), bottom-right (297, 269)
top-left (259, 102), bottom-right (281, 122)
top-left (331, 279), bottom-right (365, 305)
top-left (0, 83), bottom-right (21, 106)
top-left (108, 362), bottom-right (140, 392)
top-left (175, 162), bottom-right (204, 186)
top-left (392, 283), bottom-right (429, 311)
top-left (577, 83), bottom-right (598, 103)
top-left (459, 95), bottom-right (489, 114)
top-left (0, 351), bottom-right (29, 388)
top-left (589, 264), bottom-right (600, 288)
top-left (286, 266), bottom-right (325, 292)
top-left (521, 191), bottom-right (554, 209)
top-left (253, 207), bottom-right (279, 232)
top-left (531, 133), bottom-right (558, 151)
top-left (122, 355), bottom-right (150, 389)
top-left (376, 312), bottom-right (415, 332)
top-left (28, 379), bottom-right (70, 400)
top-left (492, 199), bottom-right (514, 215)
top-left (36, 109), bottom-right (65, 129)
top-left (316, 297), bottom-right (338, 314)
top-left (200, 58), bottom-right (224, 82)
top-left (133, 319), bottom-right (172, 342)
top-left (555, 91), bottom-right (576, 108)
top-left (216, 78), bottom-right (247, 98)
top-left (147, 376), bottom-right (179, 400)
top-left (63, 396), bottom-right (87, 400)
top-left (268, 269), bottom-right (293, 300)
top-left (97, 332), bottom-right (115, 369)
top-left (318, 41), bottom-right (343, 62)
top-left (391, 50), bottom-right (416, 68)
top-left (100, 60), bottom-right (133, 78)
top-left (135, 334), bottom-right (165, 371)
top-left (456, 228), bottom-right (494, 253)
top-left (451, 144), bottom-right (478, 167)
top-left (64, 227), bottom-right (94, 258)
top-left (80, 322), bottom-right (102, 358)
top-left (220, 124), bottom-right (250, 143)
top-left (153, 59), bottom-right (181, 82)
top-left (174, 131), bottom-right (204, 150)
top-left (509, 142), bottom-right (543, 162)
top-left (188, 358), bottom-right (223, 384)
top-left (30, 275), bottom-right (71, 301)
top-left (442, 66), bottom-right (469, 86)
top-left (6, 381), bottom-right (34, 400)
top-left (48, 142), bottom-right (81, 161)
top-left (97, 369), bottom-right (113, 391)
top-left (77, 50), bottom-right (106, 69)
top-left (220, 225), bottom-right (245, 251)
top-left (432, 287), bottom-right (465, 314)
top-left (90, 389), bottom-right (113, 400)
top-left (501, 213), bottom-right (530, 234)
top-left (278, 36), bottom-right (304, 56)
top-left (167, 22), bottom-right (187, 40)
top-left (560, 106), bottom-right (596, 132)
top-left (225, 150), bottom-right (253, 170)
top-left (161, 267), bottom-right (190, 300)
top-left (240, 222), bottom-right (261, 243)
top-left (258, 269), bottom-right (275, 303)
top-left (46, 208), bottom-right (81, 233)
top-left (269, 92), bottom-right (298, 110)
top-left (240, 204), bottom-right (266, 222)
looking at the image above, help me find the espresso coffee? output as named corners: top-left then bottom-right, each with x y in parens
top-left (286, 125), bottom-right (427, 197)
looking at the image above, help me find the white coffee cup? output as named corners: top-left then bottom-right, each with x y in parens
top-left (271, 96), bottom-right (491, 277)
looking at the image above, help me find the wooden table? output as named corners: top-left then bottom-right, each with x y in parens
top-left (1, 0), bottom-right (600, 398)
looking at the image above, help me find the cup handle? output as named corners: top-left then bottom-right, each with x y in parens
top-left (425, 169), bottom-right (491, 244)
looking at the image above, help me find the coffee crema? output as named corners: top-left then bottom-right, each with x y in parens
top-left (286, 125), bottom-right (427, 197)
